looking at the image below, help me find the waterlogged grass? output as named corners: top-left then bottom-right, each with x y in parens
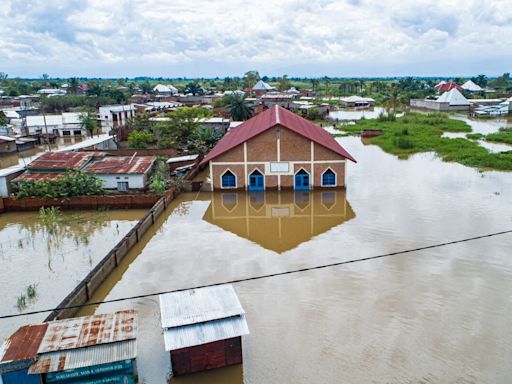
top-left (348, 112), bottom-right (512, 171)
top-left (486, 128), bottom-right (512, 145)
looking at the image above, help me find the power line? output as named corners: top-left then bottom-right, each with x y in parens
top-left (1, 229), bottom-right (511, 321)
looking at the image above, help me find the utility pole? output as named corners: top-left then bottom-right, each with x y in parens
top-left (41, 96), bottom-right (52, 152)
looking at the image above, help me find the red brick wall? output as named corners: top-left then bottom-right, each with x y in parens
top-left (314, 143), bottom-right (345, 161)
top-left (211, 164), bottom-right (245, 189)
top-left (247, 129), bottom-right (277, 162)
top-left (313, 162), bottom-right (345, 187)
top-left (214, 143), bottom-right (244, 162)
top-left (280, 127), bottom-right (311, 162)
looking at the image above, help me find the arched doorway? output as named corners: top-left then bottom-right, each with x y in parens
top-left (294, 168), bottom-right (310, 190)
top-left (248, 169), bottom-right (264, 191)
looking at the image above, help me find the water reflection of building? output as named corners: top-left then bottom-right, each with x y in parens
top-left (203, 190), bottom-right (355, 253)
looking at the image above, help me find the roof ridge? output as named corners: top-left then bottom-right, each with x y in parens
top-left (275, 105), bottom-right (280, 124)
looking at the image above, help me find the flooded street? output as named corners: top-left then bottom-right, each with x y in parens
top-left (0, 209), bottom-right (146, 344)
top-left (329, 106), bottom-right (387, 120)
top-left (82, 133), bottom-right (512, 383)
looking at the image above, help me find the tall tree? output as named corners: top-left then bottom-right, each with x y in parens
top-left (155, 107), bottom-right (210, 148)
top-left (226, 95), bottom-right (252, 121)
top-left (243, 70), bottom-right (260, 88)
top-left (277, 75), bottom-right (291, 91)
top-left (184, 81), bottom-right (204, 96)
top-left (68, 77), bottom-right (80, 94)
top-left (79, 109), bottom-right (99, 137)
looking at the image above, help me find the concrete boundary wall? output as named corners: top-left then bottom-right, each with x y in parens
top-left (45, 187), bottom-right (177, 321)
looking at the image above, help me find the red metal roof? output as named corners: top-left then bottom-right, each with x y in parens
top-left (83, 156), bottom-right (156, 174)
top-left (434, 82), bottom-right (463, 92)
top-left (26, 152), bottom-right (102, 171)
top-left (13, 172), bottom-right (65, 183)
top-left (0, 323), bottom-right (48, 365)
top-left (200, 105), bottom-right (355, 166)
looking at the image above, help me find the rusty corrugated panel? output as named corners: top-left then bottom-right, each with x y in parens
top-left (13, 172), bottom-right (65, 182)
top-left (29, 339), bottom-right (137, 374)
top-left (0, 323), bottom-right (48, 367)
top-left (26, 152), bottom-right (101, 170)
top-left (38, 310), bottom-right (137, 354)
top-left (83, 156), bottom-right (156, 175)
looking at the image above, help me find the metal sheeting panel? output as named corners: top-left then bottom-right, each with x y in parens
top-left (163, 315), bottom-right (249, 351)
top-left (38, 310), bottom-right (137, 354)
top-left (159, 284), bottom-right (245, 328)
top-left (28, 339), bottom-right (137, 374)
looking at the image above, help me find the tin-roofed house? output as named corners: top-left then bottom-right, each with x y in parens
top-left (159, 284), bottom-right (249, 377)
top-left (200, 105), bottom-right (356, 191)
top-left (0, 310), bottom-right (138, 384)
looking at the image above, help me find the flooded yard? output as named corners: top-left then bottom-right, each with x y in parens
top-left (81, 133), bottom-right (512, 383)
top-left (0, 208), bottom-right (146, 344)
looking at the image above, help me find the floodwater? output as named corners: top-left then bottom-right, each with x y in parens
top-left (328, 106), bottom-right (387, 121)
top-left (0, 209), bottom-right (146, 344)
top-left (82, 132), bottom-right (512, 383)
top-left (0, 136), bottom-right (84, 170)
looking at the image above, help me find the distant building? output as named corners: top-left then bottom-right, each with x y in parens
top-left (98, 104), bottom-right (136, 133)
top-left (252, 80), bottom-right (275, 96)
top-left (200, 105), bottom-right (356, 191)
top-left (0, 166), bottom-right (25, 197)
top-left (434, 81), bottom-right (463, 93)
top-left (159, 284), bottom-right (249, 376)
top-left (0, 135), bottom-right (17, 153)
top-left (36, 88), bottom-right (66, 96)
top-left (339, 95), bottom-right (375, 108)
top-left (410, 88), bottom-right (470, 111)
top-left (153, 84), bottom-right (178, 95)
top-left (0, 310), bottom-right (138, 384)
top-left (25, 112), bottom-right (86, 136)
top-left (461, 80), bottom-right (483, 92)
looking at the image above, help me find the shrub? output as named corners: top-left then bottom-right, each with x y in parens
top-left (395, 136), bottom-right (414, 149)
top-left (128, 130), bottom-right (153, 149)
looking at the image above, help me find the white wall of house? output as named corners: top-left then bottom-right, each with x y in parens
top-left (98, 105), bottom-right (136, 133)
top-left (95, 173), bottom-right (148, 189)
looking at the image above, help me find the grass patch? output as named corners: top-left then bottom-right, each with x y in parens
top-left (466, 133), bottom-right (484, 140)
top-left (346, 112), bottom-right (512, 171)
top-left (486, 127), bottom-right (512, 145)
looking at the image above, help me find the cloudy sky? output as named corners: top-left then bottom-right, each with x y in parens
top-left (1, 0), bottom-right (511, 78)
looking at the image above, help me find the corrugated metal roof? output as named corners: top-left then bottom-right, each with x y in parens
top-left (200, 105), bottom-right (356, 166)
top-left (13, 172), bottom-right (64, 182)
top-left (163, 315), bottom-right (249, 351)
top-left (29, 339), bottom-right (137, 374)
top-left (38, 310), bottom-right (137, 354)
top-left (159, 284), bottom-right (245, 329)
top-left (83, 156), bottom-right (156, 175)
top-left (0, 324), bottom-right (48, 369)
top-left (166, 154), bottom-right (199, 163)
top-left (26, 152), bottom-right (100, 170)
top-left (56, 134), bottom-right (114, 152)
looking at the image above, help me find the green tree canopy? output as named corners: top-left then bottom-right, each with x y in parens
top-left (225, 94), bottom-right (253, 121)
top-left (155, 107), bottom-right (211, 148)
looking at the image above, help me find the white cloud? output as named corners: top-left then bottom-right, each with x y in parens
top-left (0, 0), bottom-right (510, 77)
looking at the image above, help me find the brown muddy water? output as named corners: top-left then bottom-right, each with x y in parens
top-left (80, 134), bottom-right (512, 383)
top-left (0, 209), bottom-right (146, 344)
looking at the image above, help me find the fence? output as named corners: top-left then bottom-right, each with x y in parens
top-left (1, 194), bottom-right (161, 212)
top-left (45, 188), bottom-right (176, 321)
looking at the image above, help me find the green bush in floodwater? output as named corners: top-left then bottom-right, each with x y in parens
top-left (16, 294), bottom-right (26, 311)
top-left (38, 206), bottom-right (60, 234)
top-left (341, 112), bottom-right (512, 171)
top-left (26, 283), bottom-right (37, 299)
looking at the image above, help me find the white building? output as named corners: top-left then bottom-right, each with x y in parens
top-left (0, 166), bottom-right (25, 197)
top-left (37, 88), bottom-right (66, 96)
top-left (56, 134), bottom-right (118, 152)
top-left (25, 112), bottom-right (85, 136)
top-left (98, 104), bottom-right (136, 133)
top-left (153, 84), bottom-right (178, 95)
top-left (461, 80), bottom-right (483, 92)
top-left (83, 155), bottom-right (156, 190)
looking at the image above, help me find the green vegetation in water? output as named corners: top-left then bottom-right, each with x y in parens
top-left (14, 169), bottom-right (105, 198)
top-left (466, 133), bottom-right (484, 140)
top-left (16, 294), bottom-right (27, 311)
top-left (345, 112), bottom-right (512, 171)
top-left (26, 283), bottom-right (37, 299)
top-left (486, 128), bottom-right (512, 145)
top-left (38, 206), bottom-right (61, 234)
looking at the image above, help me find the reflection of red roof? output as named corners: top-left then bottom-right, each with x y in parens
top-left (200, 105), bottom-right (356, 165)
top-left (13, 173), bottom-right (64, 183)
top-left (84, 156), bottom-right (156, 174)
top-left (0, 324), bottom-right (48, 365)
top-left (27, 152), bottom-right (102, 171)
top-left (434, 82), bottom-right (463, 92)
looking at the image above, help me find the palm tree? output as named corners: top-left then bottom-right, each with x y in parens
top-left (227, 95), bottom-right (252, 121)
top-left (68, 77), bottom-right (79, 94)
top-left (79, 109), bottom-right (99, 137)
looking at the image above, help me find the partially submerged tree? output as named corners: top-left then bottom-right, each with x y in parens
top-left (155, 107), bottom-right (211, 148)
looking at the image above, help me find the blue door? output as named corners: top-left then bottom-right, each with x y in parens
top-left (294, 170), bottom-right (310, 190)
top-left (2, 368), bottom-right (41, 384)
top-left (249, 171), bottom-right (264, 191)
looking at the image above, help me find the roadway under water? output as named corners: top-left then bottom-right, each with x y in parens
top-left (81, 133), bottom-right (512, 383)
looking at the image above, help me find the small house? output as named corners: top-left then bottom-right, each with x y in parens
top-left (83, 155), bottom-right (156, 191)
top-left (159, 284), bottom-right (249, 376)
top-left (0, 310), bottom-right (138, 384)
top-left (153, 84), bottom-right (178, 95)
top-left (0, 136), bottom-right (17, 154)
top-left (0, 166), bottom-right (25, 197)
top-left (252, 80), bottom-right (275, 96)
top-left (98, 104), bottom-right (136, 133)
top-left (167, 154), bottom-right (199, 172)
top-left (15, 137), bottom-right (38, 152)
top-left (461, 80), bottom-right (483, 92)
top-left (339, 95), bottom-right (375, 108)
top-left (200, 105), bottom-right (356, 191)
top-left (434, 81), bottom-right (463, 93)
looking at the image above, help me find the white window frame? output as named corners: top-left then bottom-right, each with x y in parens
top-left (321, 167), bottom-right (337, 187)
top-left (220, 168), bottom-right (237, 189)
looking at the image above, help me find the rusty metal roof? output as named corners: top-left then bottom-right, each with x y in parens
top-left (29, 339), bottom-right (137, 374)
top-left (84, 156), bottom-right (156, 175)
top-left (13, 172), bottom-right (64, 183)
top-left (0, 323), bottom-right (48, 371)
top-left (37, 310), bottom-right (137, 354)
top-left (26, 152), bottom-right (102, 171)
